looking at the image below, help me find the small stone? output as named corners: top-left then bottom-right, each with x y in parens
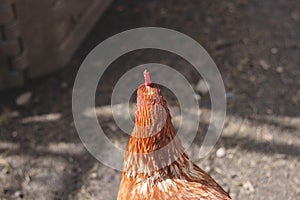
top-left (194, 93), bottom-right (201, 101)
top-left (237, 65), bottom-right (243, 71)
top-left (204, 165), bottom-right (211, 172)
top-left (249, 76), bottom-right (256, 83)
top-left (271, 47), bottom-right (278, 54)
top-left (10, 111), bottom-right (19, 118)
top-left (226, 91), bottom-right (234, 98)
top-left (14, 190), bottom-right (24, 198)
top-left (196, 80), bottom-right (210, 95)
top-left (259, 59), bottom-right (270, 70)
top-left (216, 147), bottom-right (226, 158)
top-left (90, 172), bottom-right (97, 179)
top-left (16, 92), bottom-right (32, 106)
top-left (12, 131), bottom-right (18, 137)
top-left (276, 66), bottom-right (284, 73)
top-left (243, 181), bottom-right (255, 192)
top-left (2, 167), bottom-right (10, 174)
top-left (108, 123), bottom-right (118, 131)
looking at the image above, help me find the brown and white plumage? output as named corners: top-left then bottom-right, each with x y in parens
top-left (117, 70), bottom-right (231, 200)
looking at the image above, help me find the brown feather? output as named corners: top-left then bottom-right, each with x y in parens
top-left (118, 79), bottom-right (231, 200)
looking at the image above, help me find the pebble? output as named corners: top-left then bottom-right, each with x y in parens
top-left (194, 93), bottom-right (201, 101)
top-left (14, 191), bottom-right (24, 198)
top-left (249, 75), bottom-right (256, 83)
top-left (2, 167), bottom-right (10, 174)
top-left (216, 147), bottom-right (226, 158)
top-left (160, 8), bottom-right (167, 15)
top-left (276, 66), bottom-right (284, 73)
top-left (271, 47), bottom-right (278, 54)
top-left (204, 165), bottom-right (211, 172)
top-left (196, 79), bottom-right (210, 95)
top-left (90, 172), bottom-right (97, 179)
top-left (259, 59), bottom-right (270, 70)
top-left (16, 92), bottom-right (32, 106)
top-left (108, 123), bottom-right (118, 132)
top-left (226, 91), bottom-right (234, 98)
top-left (243, 181), bottom-right (255, 192)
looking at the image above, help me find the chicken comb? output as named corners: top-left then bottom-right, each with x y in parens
top-left (143, 70), bottom-right (151, 86)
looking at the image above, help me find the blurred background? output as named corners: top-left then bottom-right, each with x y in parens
top-left (0, 0), bottom-right (299, 199)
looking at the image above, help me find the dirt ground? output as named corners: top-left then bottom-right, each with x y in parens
top-left (0, 0), bottom-right (299, 199)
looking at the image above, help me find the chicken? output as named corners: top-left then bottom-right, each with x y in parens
top-left (117, 70), bottom-right (231, 200)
